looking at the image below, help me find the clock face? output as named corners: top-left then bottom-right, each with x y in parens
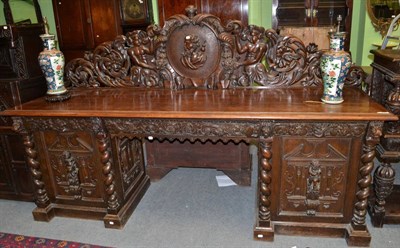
top-left (124, 0), bottom-right (145, 20)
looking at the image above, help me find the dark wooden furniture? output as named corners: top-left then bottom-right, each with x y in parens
top-left (368, 49), bottom-right (400, 227)
top-left (52, 0), bottom-right (154, 64)
top-left (157, 0), bottom-right (248, 27)
top-left (120, 0), bottom-right (154, 34)
top-left (273, 0), bottom-right (353, 51)
top-left (2, 8), bottom-right (397, 246)
top-left (52, 0), bottom-right (123, 63)
top-left (0, 0), bottom-right (46, 201)
top-left (2, 87), bottom-right (396, 245)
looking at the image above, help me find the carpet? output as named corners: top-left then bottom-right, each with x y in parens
top-left (0, 232), bottom-right (112, 248)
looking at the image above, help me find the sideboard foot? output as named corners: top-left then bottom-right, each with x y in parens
top-left (253, 226), bottom-right (274, 241)
top-left (345, 225), bottom-right (371, 247)
top-left (104, 175), bottom-right (150, 229)
top-left (32, 205), bottom-right (55, 222)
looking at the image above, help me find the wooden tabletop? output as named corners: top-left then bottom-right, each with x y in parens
top-left (1, 87), bottom-right (397, 121)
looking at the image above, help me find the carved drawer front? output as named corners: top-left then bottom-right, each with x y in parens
top-left (37, 131), bottom-right (106, 206)
top-left (271, 136), bottom-right (360, 222)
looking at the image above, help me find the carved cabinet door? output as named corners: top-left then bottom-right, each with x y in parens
top-left (273, 0), bottom-right (353, 51)
top-left (52, 0), bottom-right (122, 63)
top-left (270, 133), bottom-right (362, 222)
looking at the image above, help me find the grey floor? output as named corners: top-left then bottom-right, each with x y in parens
top-left (1, 147), bottom-right (400, 248)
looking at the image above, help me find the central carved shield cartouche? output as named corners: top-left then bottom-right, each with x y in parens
top-left (167, 24), bottom-right (220, 80)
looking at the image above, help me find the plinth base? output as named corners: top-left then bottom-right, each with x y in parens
top-left (45, 92), bottom-right (71, 102)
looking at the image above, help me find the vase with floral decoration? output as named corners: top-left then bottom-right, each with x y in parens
top-left (38, 17), bottom-right (70, 102)
top-left (320, 15), bottom-right (352, 104)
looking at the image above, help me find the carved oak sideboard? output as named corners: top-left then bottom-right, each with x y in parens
top-left (2, 87), bottom-right (396, 246)
top-left (64, 5), bottom-right (366, 187)
top-left (1, 7), bottom-right (398, 247)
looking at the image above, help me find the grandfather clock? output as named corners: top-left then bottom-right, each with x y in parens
top-left (0, 0), bottom-right (46, 201)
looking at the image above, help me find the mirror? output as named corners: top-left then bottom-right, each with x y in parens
top-left (367, 0), bottom-right (400, 37)
top-left (1, 0), bottom-right (43, 25)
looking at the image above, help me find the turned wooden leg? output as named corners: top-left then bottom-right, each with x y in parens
top-left (372, 161), bottom-right (395, 227)
top-left (93, 118), bottom-right (123, 229)
top-left (346, 122), bottom-right (382, 247)
top-left (253, 137), bottom-right (274, 241)
top-left (12, 117), bottom-right (54, 222)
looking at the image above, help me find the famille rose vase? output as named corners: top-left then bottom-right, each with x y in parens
top-left (38, 33), bottom-right (70, 102)
top-left (320, 31), bottom-right (352, 104)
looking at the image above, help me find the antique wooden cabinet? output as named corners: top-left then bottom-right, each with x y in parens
top-left (0, 0), bottom-right (47, 201)
top-left (368, 49), bottom-right (400, 227)
top-left (52, 0), bottom-right (123, 63)
top-left (273, 0), bottom-right (353, 51)
top-left (52, 0), bottom-right (154, 64)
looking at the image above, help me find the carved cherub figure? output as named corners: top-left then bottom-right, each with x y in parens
top-left (235, 25), bottom-right (268, 86)
top-left (127, 30), bottom-right (159, 86)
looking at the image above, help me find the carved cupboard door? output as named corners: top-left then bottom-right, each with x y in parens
top-left (273, 0), bottom-right (353, 51)
top-left (271, 133), bottom-right (362, 223)
top-left (36, 131), bottom-right (106, 205)
top-left (52, 0), bottom-right (122, 63)
top-left (157, 0), bottom-right (248, 27)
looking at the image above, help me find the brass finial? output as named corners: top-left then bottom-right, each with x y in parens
top-left (185, 5), bottom-right (197, 19)
top-left (336, 15), bottom-right (342, 33)
top-left (43, 16), bottom-right (49, 34)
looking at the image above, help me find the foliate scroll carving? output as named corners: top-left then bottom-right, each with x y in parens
top-left (104, 118), bottom-right (260, 143)
top-left (11, 117), bottom-right (50, 208)
top-left (266, 122), bottom-right (367, 138)
top-left (344, 65), bottom-right (366, 89)
top-left (263, 30), bottom-right (323, 87)
top-left (65, 7), bottom-right (364, 90)
top-left (93, 118), bottom-right (120, 212)
top-left (0, 27), bottom-right (28, 79)
top-left (352, 121), bottom-right (383, 230)
top-left (20, 117), bottom-right (100, 132)
top-left (13, 37), bottom-right (29, 79)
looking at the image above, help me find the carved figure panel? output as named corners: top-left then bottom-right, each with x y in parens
top-left (277, 137), bottom-right (351, 218)
top-left (114, 137), bottom-right (145, 198)
top-left (40, 131), bottom-right (104, 203)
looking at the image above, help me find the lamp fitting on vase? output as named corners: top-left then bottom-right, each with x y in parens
top-left (320, 15), bottom-right (352, 104)
top-left (38, 17), bottom-right (70, 102)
